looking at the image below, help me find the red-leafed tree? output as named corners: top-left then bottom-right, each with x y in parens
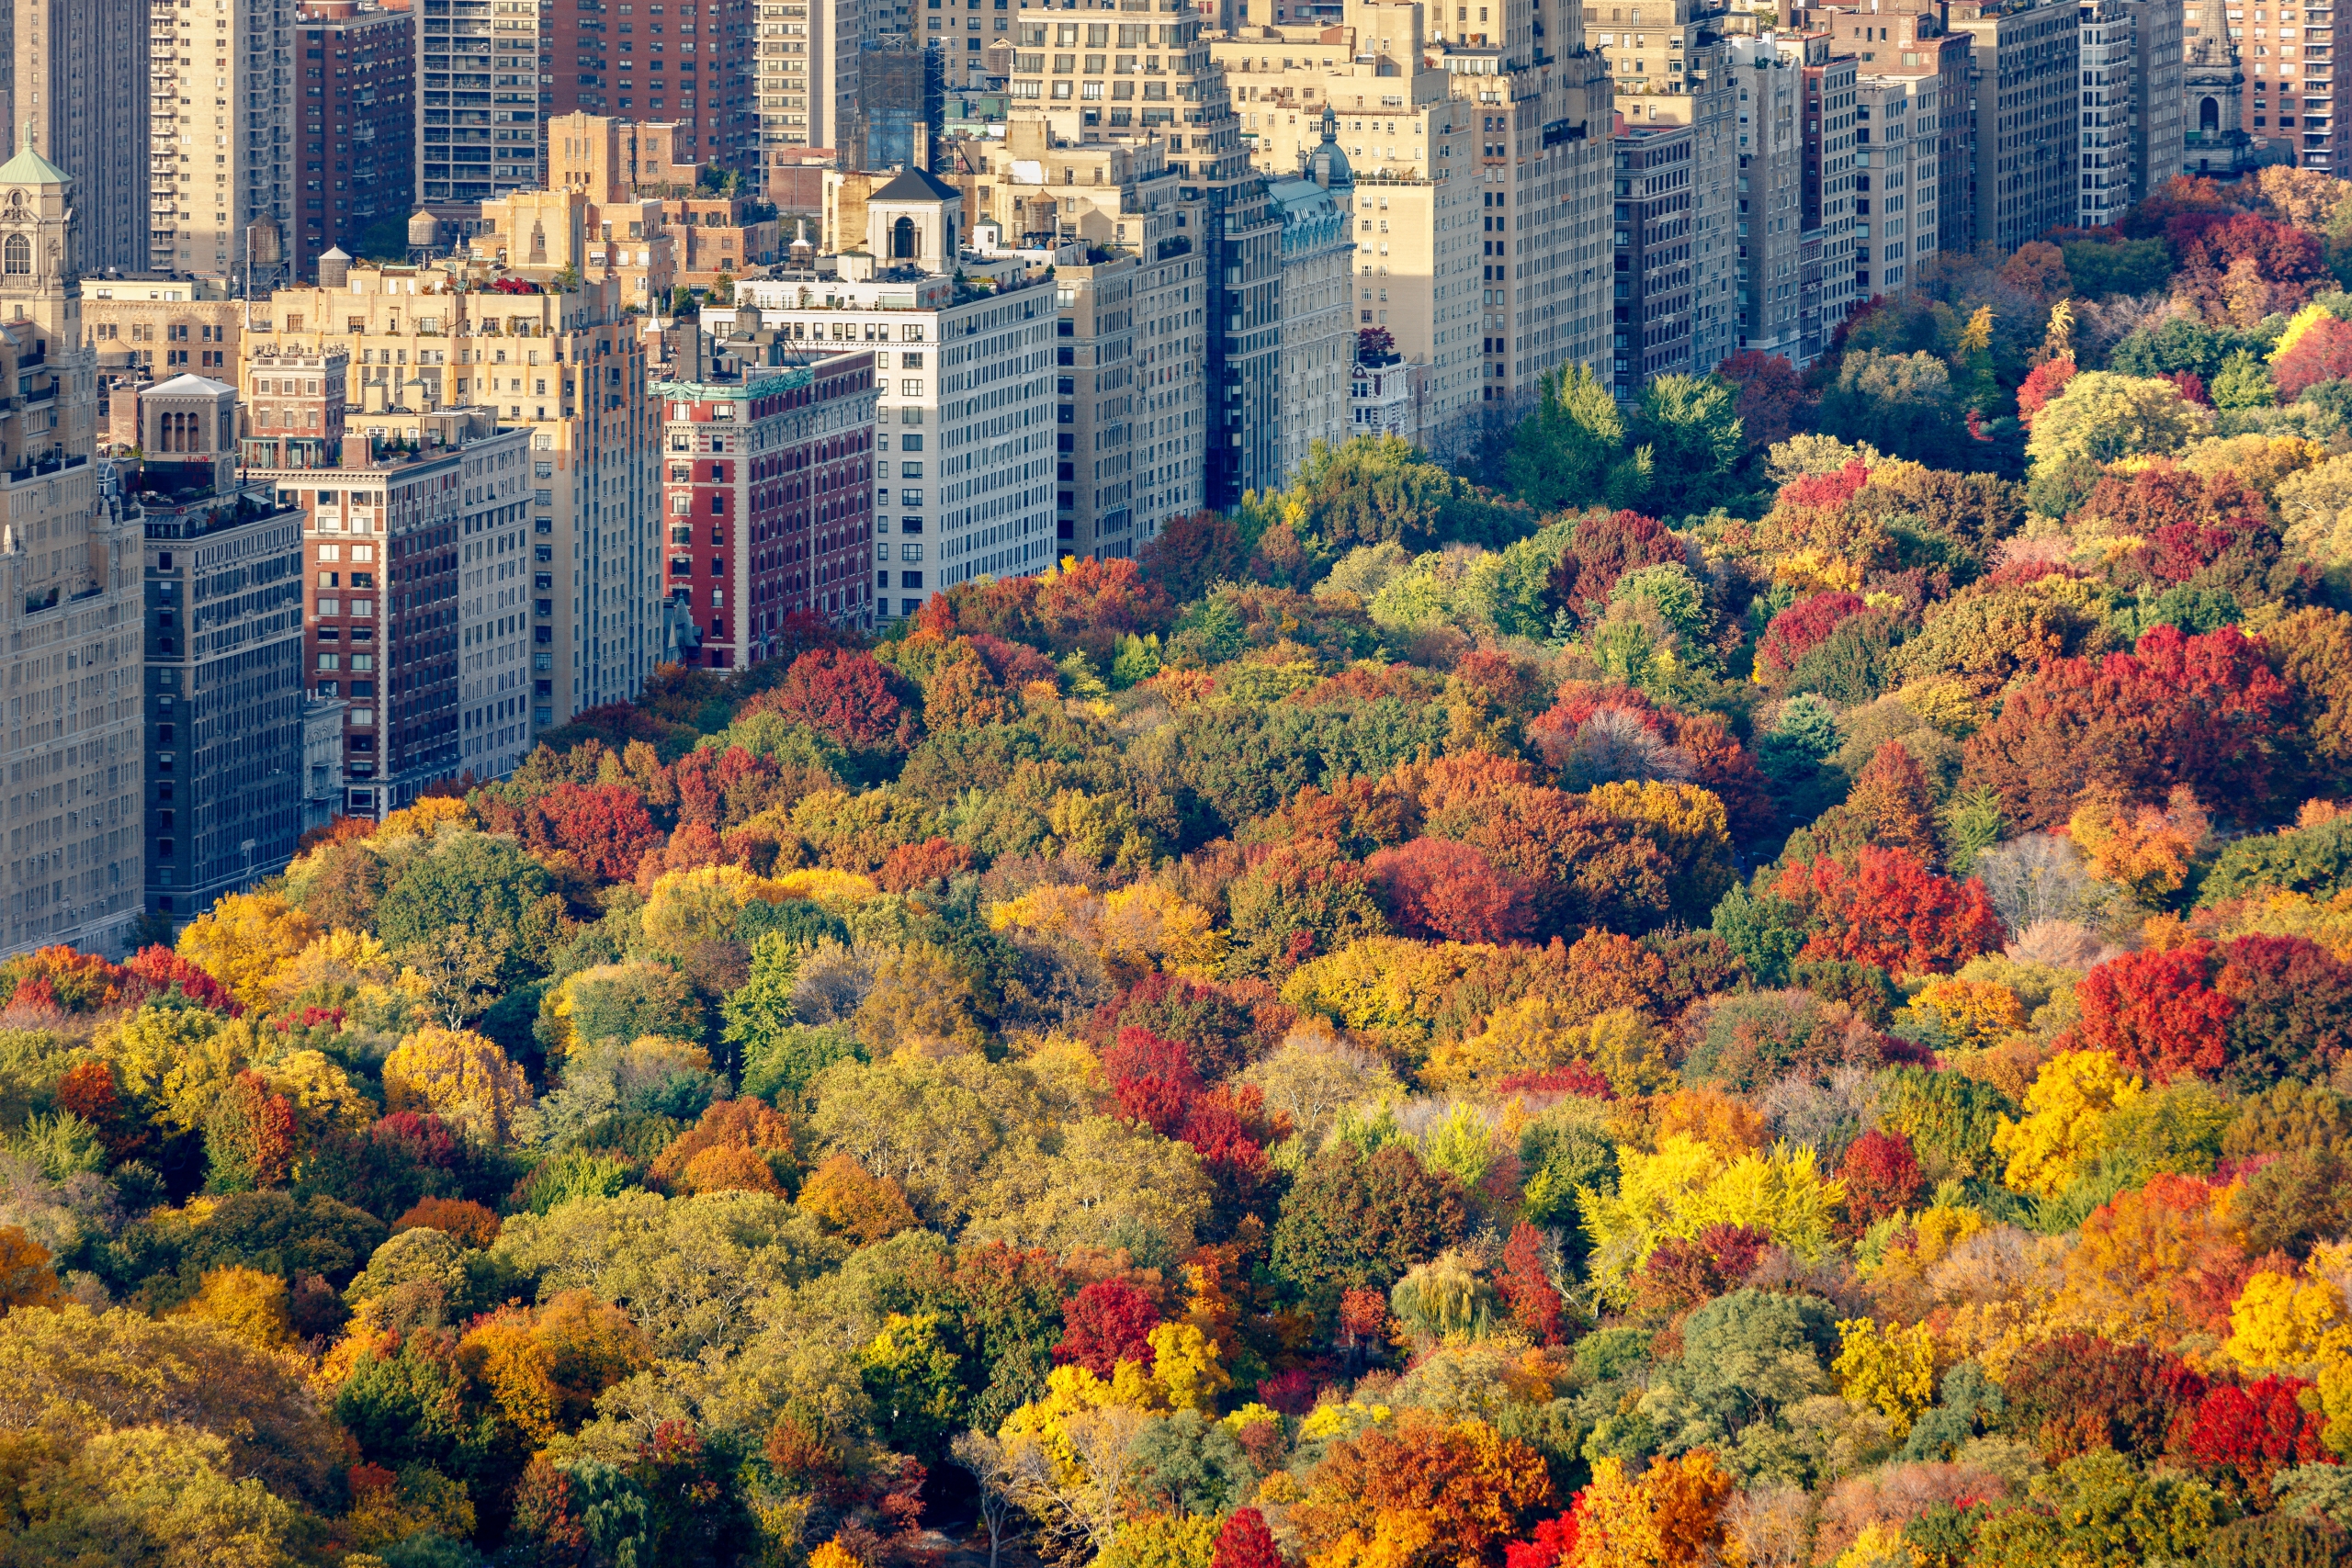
top-left (1757, 592), bottom-right (1869, 681)
top-left (876, 837), bottom-right (975, 893)
top-left (1505, 1507), bottom-right (1584, 1568)
top-left (2016, 355), bottom-right (2079, 428)
top-left (1104, 1025), bottom-right (1202, 1137)
top-left (2275, 314), bottom-right (2352, 400)
top-left (1550, 510), bottom-right (1687, 624)
top-left (1051, 1279), bottom-right (1161, 1375)
top-left (2073, 943), bottom-right (2236, 1083)
top-left (2164, 369), bottom-right (2213, 407)
top-left (2215, 933), bottom-right (2352, 1090)
top-left (124, 944), bottom-right (239, 1014)
top-left (1959, 624), bottom-right (2296, 828)
top-left (56, 1060), bottom-right (143, 1159)
top-left (746, 646), bottom-right (912, 751)
top-left (1770, 845), bottom-right (2007, 974)
top-left (521, 782), bottom-right (665, 883)
top-left (1717, 350), bottom-right (1808, 452)
top-left (1211, 1506), bottom-right (1285, 1568)
top-left (1496, 1221), bottom-right (1566, 1346)
top-left (1629, 1223), bottom-right (1772, 1318)
top-left (1838, 1128), bottom-right (1927, 1235)
top-left (1177, 1082), bottom-right (1273, 1197)
top-left (2178, 1375), bottom-right (2330, 1499)
top-left (1364, 837), bottom-right (1537, 944)
top-left (1999, 1332), bottom-right (2208, 1462)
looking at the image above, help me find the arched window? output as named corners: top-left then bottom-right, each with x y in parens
top-left (2200, 96), bottom-right (2222, 133)
top-left (2, 234), bottom-right (28, 276)
top-left (891, 216), bottom-right (917, 259)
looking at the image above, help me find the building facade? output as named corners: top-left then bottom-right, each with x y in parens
top-left (451, 417), bottom-right (536, 784)
top-left (252, 224), bottom-right (664, 735)
top-left (0, 143), bottom-right (148, 956)
top-left (4, 0), bottom-right (149, 276)
top-left (1270, 165), bottom-right (1355, 482)
top-left (150, 0), bottom-right (300, 288)
top-left (543, 0), bottom-right (763, 176)
top-left (729, 176), bottom-right (1057, 619)
top-left (1733, 36), bottom-right (1804, 360)
top-left (1951, 0), bottom-right (2079, 253)
top-left (418, 0), bottom-right (548, 204)
top-left (1855, 73), bottom-right (1938, 296)
top-left (296, 0), bottom-right (418, 270)
top-left (83, 277), bottom-right (245, 391)
top-left (1800, 36), bottom-right (1859, 338)
top-left (653, 350), bottom-right (879, 666)
top-left (2124, 0), bottom-right (2186, 193)
top-left (1611, 118), bottom-right (1694, 398)
top-left (134, 374), bottom-right (306, 928)
top-left (757, 0), bottom-right (867, 180)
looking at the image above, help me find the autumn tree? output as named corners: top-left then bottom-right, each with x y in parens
top-left (382, 1026), bottom-right (535, 1141)
top-left (2073, 944), bottom-right (2236, 1083)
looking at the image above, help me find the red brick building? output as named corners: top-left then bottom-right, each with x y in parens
top-left (546, 0), bottom-right (762, 181)
top-left (655, 350), bottom-right (880, 666)
top-left (296, 0), bottom-right (417, 272)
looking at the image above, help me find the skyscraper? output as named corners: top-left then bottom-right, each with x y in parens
top-left (417, 0), bottom-right (548, 204)
top-left (150, 0), bottom-right (300, 287)
top-left (294, 0), bottom-right (418, 271)
top-left (4, 0), bottom-right (150, 276)
top-left (0, 142), bottom-right (150, 956)
top-left (1950, 0), bottom-right (2079, 253)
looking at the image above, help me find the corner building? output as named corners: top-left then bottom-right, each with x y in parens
top-left (653, 349), bottom-right (881, 667)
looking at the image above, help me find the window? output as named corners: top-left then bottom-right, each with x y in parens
top-left (2, 235), bottom-right (27, 276)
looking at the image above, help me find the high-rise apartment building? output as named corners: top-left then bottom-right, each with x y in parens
top-left (2080, 0), bottom-right (2132, 224)
top-left (150, 0), bottom-right (300, 287)
top-left (924, 0), bottom-right (1007, 93)
top-left (1610, 118), bottom-right (1694, 397)
top-left (757, 0), bottom-right (866, 185)
top-left (131, 373), bottom-right (306, 927)
top-left (546, 0), bottom-right (762, 175)
top-left (1950, 0), bottom-right (2078, 252)
top-left (294, 0), bottom-right (418, 269)
top-left (0, 144), bottom-right (150, 957)
top-left (1008, 0), bottom-right (1281, 508)
top-left (1732, 35), bottom-right (1803, 360)
top-left (1800, 36), bottom-right (1858, 335)
top-left (418, 0), bottom-right (548, 204)
top-left (1271, 157), bottom-right (1355, 481)
top-left (1204, 0), bottom-right (1485, 443)
top-left (1781, 0), bottom-right (1974, 261)
top-left (728, 175), bottom-right (1055, 618)
top-left (1854, 73), bottom-right (1938, 296)
top-left (2123, 0), bottom-right (2185, 192)
top-left (947, 121), bottom-right (1209, 552)
top-left (652, 350), bottom-right (879, 664)
top-left (1598, 0), bottom-right (1742, 384)
top-left (252, 215), bottom-right (662, 734)
top-left (4, 0), bottom-right (150, 275)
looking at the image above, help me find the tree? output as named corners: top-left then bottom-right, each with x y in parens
top-left (0, 1224), bottom-right (61, 1314)
top-left (1136, 512), bottom-right (1250, 603)
top-left (795, 1153), bottom-right (919, 1244)
top-left (1996, 1333), bottom-right (2207, 1463)
top-left (1841, 740), bottom-right (1941, 859)
top-left (1222, 837), bottom-right (1391, 977)
top-left (2216, 934), bottom-right (2352, 1090)
top-left (1505, 365), bottom-right (1653, 513)
top-left (1835, 1315), bottom-right (1939, 1434)
top-left (373, 831), bottom-right (565, 989)
top-left (1819, 349), bottom-right (1971, 468)
top-left (1958, 624), bottom-right (2295, 829)
top-left (646, 1097), bottom-right (797, 1196)
top-left (382, 1026), bottom-right (534, 1141)
top-left (2074, 944), bottom-right (2235, 1083)
top-left (1053, 1280), bottom-right (1161, 1376)
top-left (1770, 846), bottom-right (2006, 974)
top-left (1631, 372), bottom-right (1745, 517)
top-left (1968, 1449), bottom-right (2229, 1568)
top-left (175, 891), bottom-right (320, 1011)
top-left (2274, 314), bottom-right (2352, 400)
top-left (1839, 1129), bottom-right (1927, 1234)
top-left (1718, 349), bottom-right (1809, 453)
top-left (1568, 1450), bottom-right (1738, 1568)
top-left (1551, 508), bottom-right (1690, 626)
top-left (402, 924), bottom-right (511, 1028)
top-left (746, 646), bottom-right (912, 753)
top-left (2181, 1375), bottom-right (2329, 1501)
top-left (1758, 592), bottom-right (1868, 682)
top-left (2017, 355), bottom-right (2079, 428)
top-left (952, 1428), bottom-right (1024, 1568)
top-left (1270, 1142), bottom-right (1473, 1314)
top-left (1211, 1506), bottom-right (1283, 1568)
top-left (1993, 1049), bottom-right (2145, 1197)
top-left (1289, 1407), bottom-right (1555, 1565)
top-left (1365, 837), bottom-right (1537, 944)
top-left (1496, 1221), bottom-right (1565, 1345)
top-left (2025, 371), bottom-right (2211, 475)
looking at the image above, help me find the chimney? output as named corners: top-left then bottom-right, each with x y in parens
top-left (342, 434), bottom-right (374, 469)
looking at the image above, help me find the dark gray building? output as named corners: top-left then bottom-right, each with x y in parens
top-left (133, 375), bottom-right (306, 926)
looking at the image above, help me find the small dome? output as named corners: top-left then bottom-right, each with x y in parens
top-left (407, 209), bottom-right (439, 248)
top-left (1307, 104), bottom-right (1352, 191)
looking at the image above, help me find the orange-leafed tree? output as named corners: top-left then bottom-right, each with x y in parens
top-left (1770, 845), bottom-right (2006, 974)
top-left (1290, 1407), bottom-right (1554, 1567)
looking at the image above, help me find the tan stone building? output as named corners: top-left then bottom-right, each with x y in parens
top-left (248, 209), bottom-right (663, 736)
top-left (4, 0), bottom-right (150, 276)
top-left (81, 277), bottom-right (247, 404)
top-left (150, 0), bottom-right (300, 287)
top-left (546, 115), bottom-right (783, 301)
top-left (1207, 0), bottom-right (1487, 440)
top-left (0, 142), bottom-right (151, 956)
